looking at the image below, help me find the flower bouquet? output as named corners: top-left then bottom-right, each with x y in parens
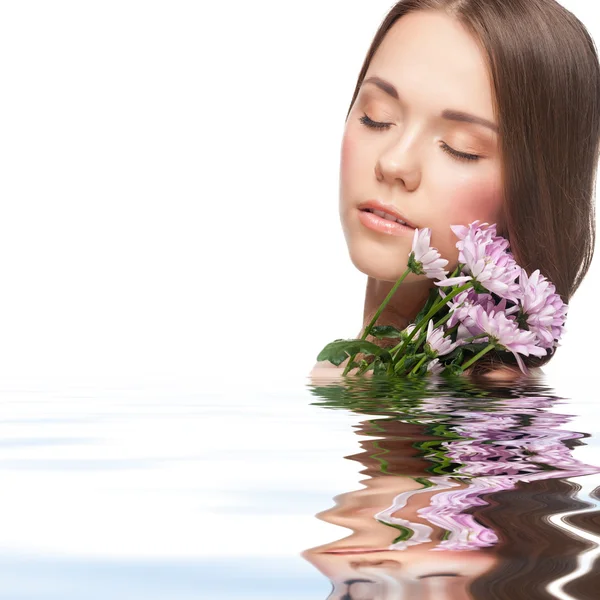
top-left (316, 221), bottom-right (567, 377)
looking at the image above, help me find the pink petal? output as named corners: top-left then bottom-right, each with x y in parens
top-left (435, 276), bottom-right (473, 287)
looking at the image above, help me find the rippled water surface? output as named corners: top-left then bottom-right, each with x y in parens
top-left (0, 377), bottom-right (598, 599)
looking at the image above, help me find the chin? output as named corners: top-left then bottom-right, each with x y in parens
top-left (347, 243), bottom-right (413, 282)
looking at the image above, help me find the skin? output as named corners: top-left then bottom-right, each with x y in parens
top-left (311, 10), bottom-right (515, 380)
top-left (302, 475), bottom-right (498, 599)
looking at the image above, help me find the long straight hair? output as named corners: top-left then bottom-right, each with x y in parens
top-left (347, 0), bottom-right (600, 370)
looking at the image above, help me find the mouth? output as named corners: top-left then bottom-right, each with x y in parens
top-left (357, 201), bottom-right (417, 229)
top-left (357, 201), bottom-right (416, 237)
top-left (322, 548), bottom-right (390, 555)
top-left (360, 207), bottom-right (414, 227)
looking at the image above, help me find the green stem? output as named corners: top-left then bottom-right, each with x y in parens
top-left (395, 352), bottom-right (425, 377)
top-left (342, 267), bottom-right (411, 376)
top-left (450, 264), bottom-right (463, 278)
top-left (433, 311), bottom-right (454, 329)
top-left (391, 312), bottom-right (453, 362)
top-left (390, 282), bottom-right (473, 359)
top-left (460, 343), bottom-right (495, 372)
top-left (357, 360), bottom-right (375, 376)
top-left (394, 354), bottom-right (408, 374)
top-left (409, 355), bottom-right (428, 376)
top-left (462, 333), bottom-right (490, 343)
top-left (444, 323), bottom-right (459, 337)
top-left (413, 332), bottom-right (428, 355)
top-left (408, 312), bottom-right (456, 359)
top-left (362, 267), bottom-right (412, 339)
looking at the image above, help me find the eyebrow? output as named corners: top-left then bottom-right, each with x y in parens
top-left (362, 76), bottom-right (498, 133)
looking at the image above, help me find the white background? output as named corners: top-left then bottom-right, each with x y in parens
top-left (0, 3), bottom-right (598, 578)
top-left (0, 1), bottom-right (597, 390)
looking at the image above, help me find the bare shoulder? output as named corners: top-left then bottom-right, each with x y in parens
top-left (308, 357), bottom-right (380, 385)
top-left (308, 360), bottom-right (347, 385)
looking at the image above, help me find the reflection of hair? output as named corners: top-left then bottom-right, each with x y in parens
top-left (470, 478), bottom-right (597, 600)
top-left (346, 418), bottom-right (438, 476)
top-left (346, 0), bottom-right (600, 371)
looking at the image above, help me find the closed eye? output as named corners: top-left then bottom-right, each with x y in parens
top-left (359, 113), bottom-right (392, 131)
top-left (439, 141), bottom-right (480, 162)
top-left (358, 113), bottom-right (481, 162)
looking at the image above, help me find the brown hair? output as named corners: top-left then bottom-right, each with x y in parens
top-left (347, 0), bottom-right (600, 371)
top-left (469, 477), bottom-right (598, 599)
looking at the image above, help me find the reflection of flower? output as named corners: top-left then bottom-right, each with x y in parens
top-left (420, 478), bottom-right (515, 550)
top-left (377, 396), bottom-right (600, 551)
top-left (375, 476), bottom-right (454, 551)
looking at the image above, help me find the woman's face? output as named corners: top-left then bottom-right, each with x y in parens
top-left (340, 10), bottom-right (503, 283)
top-left (302, 476), bottom-right (498, 599)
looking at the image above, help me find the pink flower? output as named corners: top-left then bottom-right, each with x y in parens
top-left (424, 320), bottom-right (457, 357)
top-left (427, 358), bottom-right (443, 375)
top-left (445, 289), bottom-right (479, 329)
top-left (444, 290), bottom-right (519, 349)
top-left (436, 221), bottom-right (520, 300)
top-left (402, 324), bottom-right (417, 338)
top-left (517, 268), bottom-right (567, 349)
top-left (446, 289), bottom-right (516, 328)
top-left (408, 228), bottom-right (449, 281)
top-left (470, 305), bottom-right (547, 373)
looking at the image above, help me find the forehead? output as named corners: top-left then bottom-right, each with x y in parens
top-left (365, 11), bottom-right (495, 121)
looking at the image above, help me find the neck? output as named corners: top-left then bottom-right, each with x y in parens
top-left (360, 276), bottom-right (432, 338)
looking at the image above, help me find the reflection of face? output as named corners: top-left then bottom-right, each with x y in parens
top-left (340, 10), bottom-right (503, 283)
top-left (302, 476), bottom-right (497, 599)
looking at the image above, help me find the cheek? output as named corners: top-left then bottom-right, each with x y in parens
top-left (446, 172), bottom-right (503, 222)
top-left (340, 116), bottom-right (375, 188)
top-left (431, 171), bottom-right (503, 261)
top-left (340, 129), bottom-right (361, 184)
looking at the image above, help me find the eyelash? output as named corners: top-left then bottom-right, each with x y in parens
top-left (358, 113), bottom-right (481, 162)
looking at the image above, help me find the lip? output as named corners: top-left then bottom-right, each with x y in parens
top-left (322, 547), bottom-right (390, 555)
top-left (357, 200), bottom-right (417, 229)
top-left (357, 208), bottom-right (416, 237)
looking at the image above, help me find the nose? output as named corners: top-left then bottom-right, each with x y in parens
top-left (375, 125), bottom-right (422, 192)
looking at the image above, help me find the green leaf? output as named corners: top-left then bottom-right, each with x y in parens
top-left (460, 342), bottom-right (490, 356)
top-left (394, 354), bottom-right (421, 375)
top-left (443, 346), bottom-right (464, 365)
top-left (316, 339), bottom-right (389, 366)
top-left (370, 325), bottom-right (403, 339)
